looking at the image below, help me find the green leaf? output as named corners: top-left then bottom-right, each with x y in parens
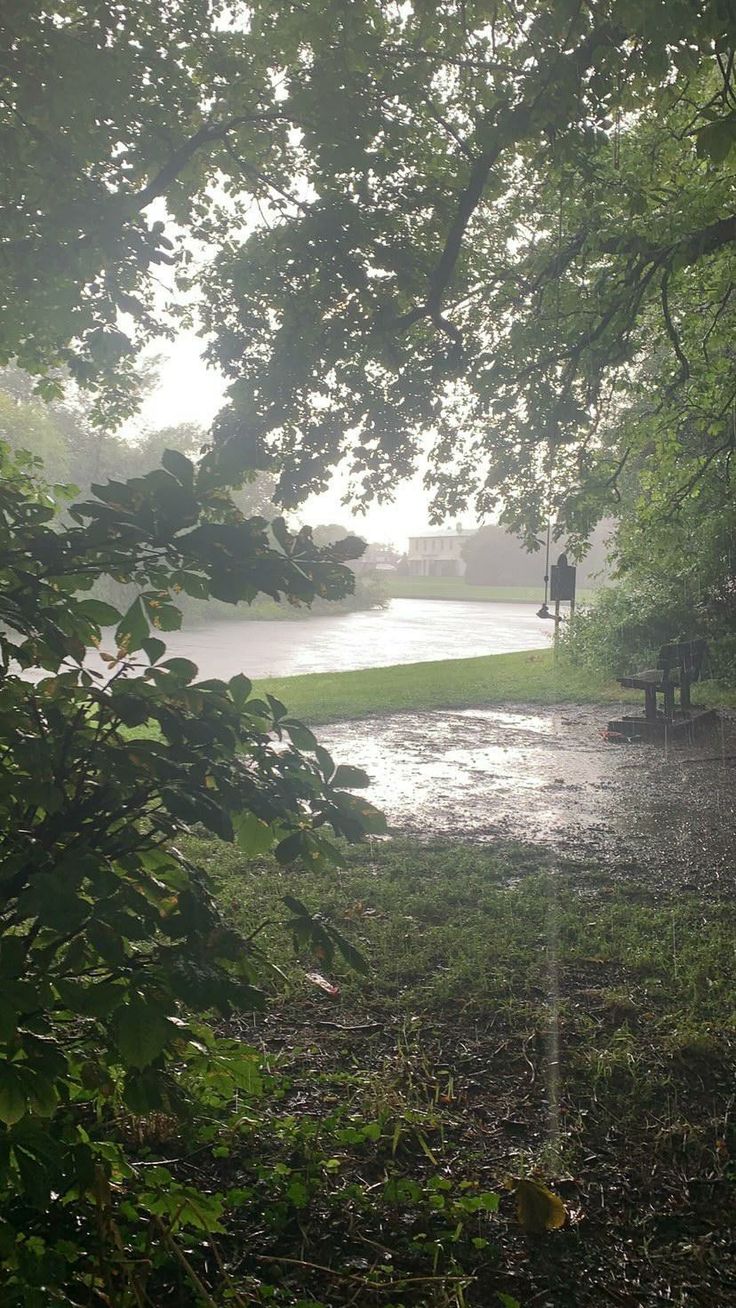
top-left (0, 1002), bottom-right (17, 1044)
top-left (229, 672), bottom-right (253, 708)
top-left (56, 978), bottom-right (126, 1019)
top-left (26, 1071), bottom-right (58, 1117)
top-left (275, 832), bottom-right (305, 865)
top-left (233, 811), bottom-right (275, 856)
top-left (76, 598), bottom-right (121, 627)
top-left (161, 449), bottom-right (194, 485)
top-left (332, 764), bottom-right (371, 789)
top-left (113, 1001), bottom-right (176, 1069)
top-left (17, 874), bottom-right (89, 933)
top-left (266, 693), bottom-right (287, 721)
top-left (286, 1178), bottom-right (310, 1208)
top-left (334, 793), bottom-right (388, 835)
top-left (282, 894), bottom-right (313, 918)
top-left (160, 657), bottom-right (198, 682)
top-left (115, 596), bottom-right (149, 653)
top-left (0, 1064), bottom-right (27, 1125)
top-left (0, 1219), bottom-right (16, 1260)
top-left (142, 637), bottom-right (166, 664)
top-left (315, 746), bottom-right (335, 781)
top-left (329, 926), bottom-right (370, 975)
top-left (283, 719), bottom-right (318, 751)
top-left (0, 937), bottom-right (27, 979)
top-left (123, 1067), bottom-right (166, 1114)
top-left (148, 603), bottom-right (182, 632)
top-left (695, 116), bottom-right (736, 164)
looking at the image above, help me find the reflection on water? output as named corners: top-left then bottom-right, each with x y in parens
top-left (153, 597), bottom-right (550, 679)
top-left (322, 706), bottom-right (609, 833)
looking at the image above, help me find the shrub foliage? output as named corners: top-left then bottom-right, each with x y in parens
top-left (0, 441), bottom-right (382, 1302)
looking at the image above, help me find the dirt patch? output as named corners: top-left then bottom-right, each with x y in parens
top-left (321, 704), bottom-right (736, 890)
top-left (222, 992), bottom-right (735, 1308)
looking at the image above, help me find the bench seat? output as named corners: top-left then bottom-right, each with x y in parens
top-left (619, 668), bottom-right (681, 690)
top-left (617, 639), bottom-right (706, 721)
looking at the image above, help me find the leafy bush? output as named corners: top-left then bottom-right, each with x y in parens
top-left (0, 441), bottom-right (383, 1302)
top-left (562, 581), bottom-right (693, 676)
top-left (564, 572), bottom-right (736, 680)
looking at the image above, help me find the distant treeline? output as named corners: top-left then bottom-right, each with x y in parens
top-left (460, 521), bottom-right (613, 588)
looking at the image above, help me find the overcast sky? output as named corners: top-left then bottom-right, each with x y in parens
top-left (130, 332), bottom-right (477, 548)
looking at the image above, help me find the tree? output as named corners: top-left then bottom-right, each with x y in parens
top-left (5, 6), bottom-right (733, 519)
top-left (0, 389), bottom-right (70, 484)
top-left (6, 4), bottom-right (734, 668)
top-left (188, 3), bottom-right (736, 538)
top-left (462, 522), bottom-right (613, 587)
top-left (0, 0), bottom-right (266, 416)
top-left (0, 365), bottom-right (287, 516)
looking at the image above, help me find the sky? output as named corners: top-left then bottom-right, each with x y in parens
top-left (128, 332), bottom-right (477, 550)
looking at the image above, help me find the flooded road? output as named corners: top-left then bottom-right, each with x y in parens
top-left (320, 705), bottom-right (736, 890)
top-left (158, 598), bottom-right (549, 679)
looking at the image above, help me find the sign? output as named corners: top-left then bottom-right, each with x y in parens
top-left (550, 557), bottom-right (576, 603)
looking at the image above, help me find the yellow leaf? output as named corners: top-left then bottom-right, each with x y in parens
top-left (513, 1178), bottom-right (567, 1233)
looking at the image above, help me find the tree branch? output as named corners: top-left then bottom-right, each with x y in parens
top-left (392, 21), bottom-right (624, 336)
top-left (133, 113), bottom-right (285, 210)
top-left (660, 269), bottom-right (690, 384)
top-left (599, 212), bottom-right (736, 268)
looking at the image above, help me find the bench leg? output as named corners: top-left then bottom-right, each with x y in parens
top-left (663, 684), bottom-right (675, 718)
top-left (681, 678), bottom-right (691, 712)
top-left (644, 686), bottom-right (657, 720)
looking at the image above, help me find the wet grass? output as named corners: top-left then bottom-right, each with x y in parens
top-left (256, 646), bottom-right (736, 723)
top-left (180, 833), bottom-right (736, 1306)
top-left (255, 647), bottom-right (632, 724)
top-left (198, 835), bottom-right (736, 1041)
top-left (385, 577), bottom-right (595, 604)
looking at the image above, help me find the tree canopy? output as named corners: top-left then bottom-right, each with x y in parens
top-left (199, 1), bottom-right (736, 550)
top-left (5, 2), bottom-right (736, 548)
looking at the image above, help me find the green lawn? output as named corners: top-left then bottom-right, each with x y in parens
top-left (385, 575), bottom-right (595, 603)
top-left (257, 646), bottom-right (629, 724)
top-left (258, 645), bottom-right (736, 723)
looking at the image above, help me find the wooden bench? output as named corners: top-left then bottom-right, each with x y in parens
top-left (618, 639), bottom-right (708, 722)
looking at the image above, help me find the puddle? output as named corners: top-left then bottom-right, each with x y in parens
top-left (320, 704), bottom-right (736, 889)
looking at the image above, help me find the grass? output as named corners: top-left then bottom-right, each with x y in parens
top-left (197, 836), bottom-right (736, 1035)
top-left (257, 644), bottom-right (736, 723)
top-left (256, 646), bottom-right (630, 723)
top-left (180, 832), bottom-right (736, 1306)
top-left (385, 576), bottom-right (595, 604)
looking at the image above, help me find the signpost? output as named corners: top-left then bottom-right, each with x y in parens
top-left (549, 553), bottom-right (576, 628)
top-left (536, 534), bottom-right (577, 649)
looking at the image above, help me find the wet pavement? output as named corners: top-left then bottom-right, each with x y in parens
top-left (320, 704), bottom-right (736, 889)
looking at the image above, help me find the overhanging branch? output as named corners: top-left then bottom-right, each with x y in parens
top-left (133, 112), bottom-right (285, 209)
top-left (393, 21), bottom-right (624, 338)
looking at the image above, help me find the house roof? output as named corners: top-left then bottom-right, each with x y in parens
top-left (408, 527), bottom-right (477, 539)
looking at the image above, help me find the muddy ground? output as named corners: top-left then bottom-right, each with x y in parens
top-left (321, 704), bottom-right (736, 892)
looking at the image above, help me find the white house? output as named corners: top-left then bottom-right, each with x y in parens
top-left (406, 526), bottom-right (476, 577)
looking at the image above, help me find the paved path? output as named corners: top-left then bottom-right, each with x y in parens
top-left (320, 704), bottom-right (736, 890)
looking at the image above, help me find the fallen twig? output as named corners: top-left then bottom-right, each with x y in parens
top-left (253, 1253), bottom-right (475, 1292)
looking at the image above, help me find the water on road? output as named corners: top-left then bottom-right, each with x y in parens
top-left (157, 598), bottom-right (550, 680)
top-left (319, 705), bottom-right (736, 891)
